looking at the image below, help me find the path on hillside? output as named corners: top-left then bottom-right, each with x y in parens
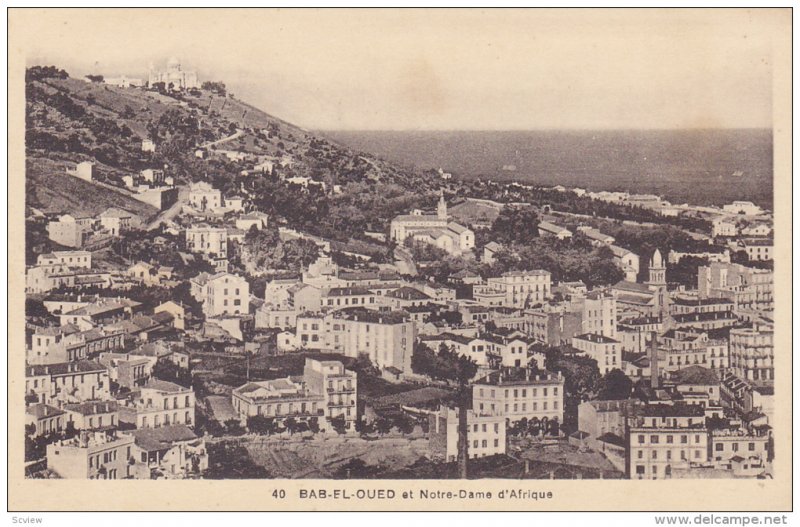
top-left (146, 185), bottom-right (189, 230)
top-left (199, 129), bottom-right (244, 149)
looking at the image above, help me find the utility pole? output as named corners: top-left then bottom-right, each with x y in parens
top-left (457, 386), bottom-right (469, 479)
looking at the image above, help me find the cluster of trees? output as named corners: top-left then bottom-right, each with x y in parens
top-left (357, 412), bottom-right (420, 437)
top-left (25, 65), bottom-right (69, 82)
top-left (666, 255), bottom-right (709, 288)
top-left (25, 422), bottom-right (78, 462)
top-left (201, 81), bottom-right (227, 96)
top-left (507, 416), bottom-right (561, 437)
top-left (246, 415), bottom-right (322, 436)
top-left (411, 342), bottom-right (478, 384)
top-left (236, 223), bottom-right (320, 272)
top-left (490, 205), bottom-right (540, 245)
top-left (485, 237), bottom-right (623, 288)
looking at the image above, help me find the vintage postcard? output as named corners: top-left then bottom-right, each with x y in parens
top-left (7, 7), bottom-right (792, 512)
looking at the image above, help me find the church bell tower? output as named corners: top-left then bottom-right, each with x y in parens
top-left (437, 191), bottom-right (448, 220)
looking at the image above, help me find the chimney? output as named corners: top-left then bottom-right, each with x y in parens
top-left (649, 331), bottom-right (659, 389)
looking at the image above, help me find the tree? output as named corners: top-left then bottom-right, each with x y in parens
top-left (491, 205), bottom-right (539, 245)
top-left (393, 413), bottom-right (416, 435)
top-left (247, 415), bottom-right (277, 435)
top-left (596, 369), bottom-right (633, 400)
top-left (375, 416), bottom-right (393, 435)
top-left (330, 415), bottom-right (347, 435)
top-left (224, 419), bottom-right (246, 436)
top-left (284, 417), bottom-right (298, 435)
top-left (86, 74), bottom-right (104, 83)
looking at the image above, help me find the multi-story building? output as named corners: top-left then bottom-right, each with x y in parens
top-left (25, 264), bottom-right (112, 294)
top-left (185, 224), bottom-right (228, 270)
top-left (302, 359), bottom-right (358, 431)
top-left (25, 361), bottom-right (111, 405)
top-left (572, 333), bottom-right (621, 374)
top-left (609, 245), bottom-right (640, 282)
top-left (46, 216), bottom-right (92, 248)
top-left (729, 324), bottom-right (774, 386)
top-left (627, 404), bottom-right (708, 480)
top-left (670, 297), bottom-right (735, 317)
top-left (659, 329), bottom-right (729, 373)
top-left (582, 289), bottom-right (617, 340)
top-left (711, 218), bottom-right (737, 238)
top-left (58, 298), bottom-right (142, 331)
top-left (527, 305), bottom-right (583, 346)
top-left (98, 208), bottom-right (137, 236)
top-left (698, 262), bottom-right (773, 312)
top-left (232, 377), bottom-right (326, 428)
top-left (428, 406), bottom-right (506, 462)
top-left (36, 250), bottom-right (92, 269)
top-left (25, 404), bottom-right (66, 437)
top-left (200, 272), bottom-right (250, 318)
top-left (335, 308), bottom-right (415, 373)
top-left (130, 425), bottom-right (208, 478)
top-left (578, 399), bottom-right (643, 442)
top-left (64, 401), bottom-right (120, 430)
top-left (741, 239), bottom-right (773, 262)
top-left (321, 287), bottom-right (377, 311)
top-left (119, 379), bottom-right (195, 429)
top-left (28, 325), bottom-right (125, 365)
top-left (98, 352), bottom-right (154, 389)
top-left (709, 428), bottom-right (770, 470)
top-left (487, 270), bottom-right (551, 308)
top-left (46, 430), bottom-right (143, 479)
top-left (472, 369), bottom-right (564, 426)
top-left (188, 182), bottom-right (222, 211)
top-left (383, 286), bottom-right (434, 309)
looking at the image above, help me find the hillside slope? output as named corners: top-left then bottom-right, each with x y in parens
top-left (26, 157), bottom-right (158, 218)
top-left (25, 66), bottom-right (444, 244)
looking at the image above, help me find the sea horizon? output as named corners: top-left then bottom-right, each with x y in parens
top-left (322, 128), bottom-right (774, 210)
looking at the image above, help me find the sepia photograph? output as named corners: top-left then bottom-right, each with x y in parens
top-left (7, 6), bottom-right (792, 513)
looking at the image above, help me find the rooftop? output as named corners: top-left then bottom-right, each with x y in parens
top-left (574, 333), bottom-right (619, 344)
top-left (143, 378), bottom-right (190, 393)
top-left (131, 425), bottom-right (199, 452)
top-left (27, 360), bottom-right (107, 377)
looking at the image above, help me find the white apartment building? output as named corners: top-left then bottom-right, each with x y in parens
top-left (303, 359), bottom-right (358, 431)
top-left (628, 405), bottom-right (708, 480)
top-left (188, 182), bottom-right (223, 212)
top-left (201, 272), bottom-right (249, 318)
top-left (729, 325), bottom-right (774, 385)
top-left (572, 333), bottom-right (621, 374)
top-left (712, 219), bottom-right (738, 238)
top-left (36, 251), bottom-right (92, 269)
top-left (186, 224), bottom-right (228, 258)
top-left (487, 270), bottom-right (551, 308)
top-left (472, 370), bottom-right (565, 425)
top-left (120, 379), bottom-right (195, 429)
top-left (582, 289), bottom-right (617, 340)
top-left (428, 407), bottom-right (506, 462)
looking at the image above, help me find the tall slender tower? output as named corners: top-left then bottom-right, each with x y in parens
top-left (647, 249), bottom-right (669, 320)
top-left (437, 190), bottom-right (448, 220)
top-left (647, 249), bottom-right (666, 286)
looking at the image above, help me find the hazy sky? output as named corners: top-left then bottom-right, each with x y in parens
top-left (17, 8), bottom-right (785, 130)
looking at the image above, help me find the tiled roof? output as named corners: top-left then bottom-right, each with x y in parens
top-left (131, 425), bottom-right (198, 452)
